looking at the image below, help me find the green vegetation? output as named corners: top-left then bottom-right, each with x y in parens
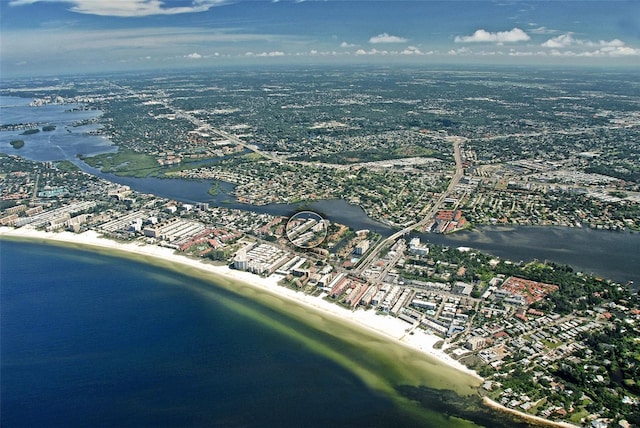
top-left (55, 160), bottom-right (81, 172)
top-left (496, 261), bottom-right (631, 315)
top-left (206, 249), bottom-right (233, 261)
top-left (208, 182), bottom-right (220, 196)
top-left (400, 242), bottom-right (636, 314)
top-left (545, 323), bottom-right (640, 424)
top-left (586, 162), bottom-right (640, 183)
top-left (20, 129), bottom-right (39, 135)
top-left (608, 190), bottom-right (628, 198)
top-left (198, 152), bottom-right (448, 226)
top-left (10, 140), bottom-right (25, 149)
top-left (400, 244), bottom-right (496, 284)
top-left (243, 152), bottom-right (263, 161)
top-left (81, 149), bottom-right (160, 177)
top-left (42, 125), bottom-right (56, 132)
top-left (0, 200), bottom-right (17, 210)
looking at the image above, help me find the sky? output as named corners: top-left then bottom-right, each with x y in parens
top-left (1, 0), bottom-right (639, 77)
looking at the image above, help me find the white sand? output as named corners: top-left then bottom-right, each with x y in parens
top-left (482, 397), bottom-right (580, 428)
top-left (0, 226), bottom-right (481, 381)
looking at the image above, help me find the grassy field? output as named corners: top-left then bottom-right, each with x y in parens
top-left (81, 149), bottom-right (161, 177)
top-left (55, 160), bottom-right (81, 172)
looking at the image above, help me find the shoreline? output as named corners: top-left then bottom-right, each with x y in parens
top-left (2, 226), bottom-right (582, 427)
top-left (482, 397), bottom-right (579, 428)
top-left (0, 226), bottom-right (588, 428)
top-left (0, 226), bottom-right (480, 383)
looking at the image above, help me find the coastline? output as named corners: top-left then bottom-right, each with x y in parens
top-left (2, 226), bottom-right (583, 427)
top-left (482, 397), bottom-right (579, 428)
top-left (0, 226), bottom-right (479, 384)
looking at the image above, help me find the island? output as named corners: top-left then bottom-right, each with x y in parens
top-left (9, 139), bottom-right (25, 149)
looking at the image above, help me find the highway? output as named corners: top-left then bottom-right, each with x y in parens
top-left (354, 137), bottom-right (465, 274)
top-left (115, 82), bottom-right (280, 163)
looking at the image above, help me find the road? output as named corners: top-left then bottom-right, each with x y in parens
top-left (115, 83), bottom-right (280, 163)
top-left (354, 137), bottom-right (465, 274)
top-left (169, 105), bottom-right (281, 163)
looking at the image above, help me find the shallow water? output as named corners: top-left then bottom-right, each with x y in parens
top-left (2, 240), bottom-right (515, 427)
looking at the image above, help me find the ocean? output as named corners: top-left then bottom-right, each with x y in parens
top-left (1, 240), bottom-right (520, 428)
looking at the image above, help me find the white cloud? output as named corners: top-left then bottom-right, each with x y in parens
top-left (541, 33), bottom-right (576, 48)
top-left (9, 0), bottom-right (227, 17)
top-left (529, 26), bottom-right (556, 35)
top-left (340, 41), bottom-right (356, 48)
top-left (355, 48), bottom-right (389, 55)
top-left (579, 45), bottom-right (640, 57)
top-left (246, 51), bottom-right (285, 57)
top-left (542, 33), bottom-right (629, 49)
top-left (400, 46), bottom-right (422, 55)
top-left (185, 52), bottom-right (202, 59)
top-left (604, 46), bottom-right (640, 56)
top-left (369, 33), bottom-right (408, 44)
top-left (454, 28), bottom-right (530, 43)
top-left (541, 34), bottom-right (639, 56)
top-left (598, 39), bottom-right (626, 48)
top-left (1, 27), bottom-right (294, 56)
top-left (508, 49), bottom-right (546, 57)
top-left (447, 47), bottom-right (471, 56)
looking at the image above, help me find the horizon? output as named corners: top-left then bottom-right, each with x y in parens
top-left (1, 0), bottom-right (639, 78)
top-left (2, 60), bottom-right (639, 84)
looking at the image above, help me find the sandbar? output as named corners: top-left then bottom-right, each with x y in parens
top-left (482, 397), bottom-right (579, 428)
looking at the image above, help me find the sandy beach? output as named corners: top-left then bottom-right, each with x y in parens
top-left (4, 226), bottom-right (591, 427)
top-left (0, 226), bottom-right (481, 382)
top-left (482, 397), bottom-right (580, 428)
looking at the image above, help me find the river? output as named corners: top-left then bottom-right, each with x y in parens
top-left (77, 165), bottom-right (640, 288)
top-left (3, 94), bottom-right (639, 287)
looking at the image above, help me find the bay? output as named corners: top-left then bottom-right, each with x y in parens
top-left (418, 225), bottom-right (640, 289)
top-left (53, 160), bottom-right (640, 287)
top-left (0, 96), bottom-right (116, 161)
top-left (1, 240), bottom-right (516, 428)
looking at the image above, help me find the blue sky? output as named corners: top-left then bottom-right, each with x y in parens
top-left (1, 0), bottom-right (639, 76)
